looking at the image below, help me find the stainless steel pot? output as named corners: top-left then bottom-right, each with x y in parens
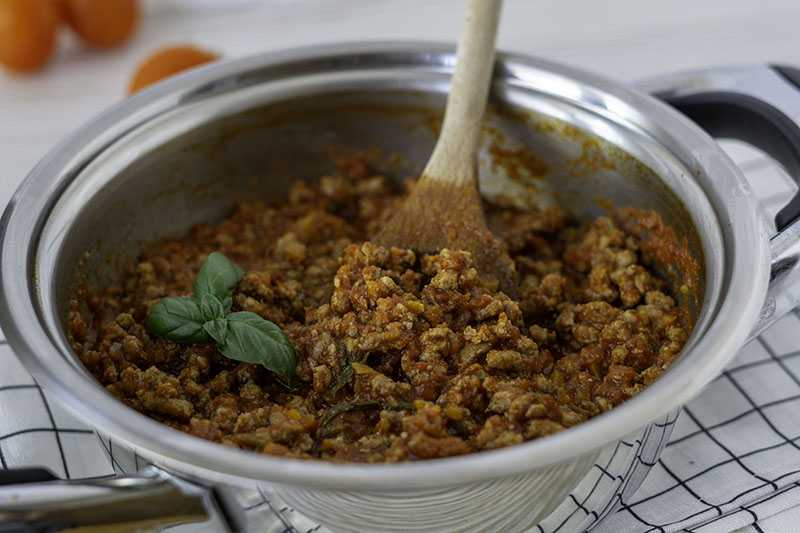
top-left (2, 43), bottom-right (800, 532)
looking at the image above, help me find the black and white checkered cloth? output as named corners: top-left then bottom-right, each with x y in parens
top-left (1, 142), bottom-right (798, 532)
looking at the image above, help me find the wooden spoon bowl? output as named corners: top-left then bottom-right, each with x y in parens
top-left (372, 0), bottom-right (516, 296)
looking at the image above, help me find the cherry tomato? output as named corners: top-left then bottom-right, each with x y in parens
top-left (0, 0), bottom-right (59, 73)
top-left (128, 45), bottom-right (219, 94)
top-left (63, 0), bottom-right (138, 49)
top-left (49, 0), bottom-right (67, 20)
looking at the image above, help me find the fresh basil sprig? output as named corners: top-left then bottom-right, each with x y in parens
top-left (147, 252), bottom-right (297, 389)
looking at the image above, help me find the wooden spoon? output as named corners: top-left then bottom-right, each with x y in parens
top-left (373, 0), bottom-right (516, 295)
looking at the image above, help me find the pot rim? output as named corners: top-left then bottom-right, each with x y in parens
top-left (0, 41), bottom-right (770, 491)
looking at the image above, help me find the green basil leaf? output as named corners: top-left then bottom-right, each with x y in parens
top-left (217, 312), bottom-right (297, 387)
top-left (203, 317), bottom-right (228, 344)
top-left (199, 293), bottom-right (225, 322)
top-left (147, 297), bottom-right (209, 343)
top-left (194, 252), bottom-right (246, 302)
top-left (149, 252), bottom-right (296, 390)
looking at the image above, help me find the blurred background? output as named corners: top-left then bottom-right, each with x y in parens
top-left (2, 0), bottom-right (800, 210)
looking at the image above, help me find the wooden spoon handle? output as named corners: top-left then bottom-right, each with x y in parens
top-left (423, 0), bottom-right (503, 186)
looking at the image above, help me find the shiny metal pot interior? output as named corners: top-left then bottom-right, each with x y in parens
top-left (3, 43), bottom-right (797, 532)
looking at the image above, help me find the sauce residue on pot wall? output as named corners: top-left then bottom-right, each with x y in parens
top-left (67, 152), bottom-right (699, 463)
top-left (479, 105), bottom-right (704, 324)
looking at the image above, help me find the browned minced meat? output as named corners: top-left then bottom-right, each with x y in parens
top-left (68, 157), bottom-right (694, 462)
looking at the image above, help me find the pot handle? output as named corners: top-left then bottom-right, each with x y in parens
top-left (0, 465), bottom-right (246, 532)
top-left (635, 65), bottom-right (800, 338)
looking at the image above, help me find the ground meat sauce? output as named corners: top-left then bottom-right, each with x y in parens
top-left (68, 156), bottom-right (695, 462)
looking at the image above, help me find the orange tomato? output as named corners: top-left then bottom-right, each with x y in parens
top-left (0, 0), bottom-right (59, 73)
top-left (128, 45), bottom-right (219, 94)
top-left (49, 0), bottom-right (67, 20)
top-left (63, 0), bottom-right (137, 49)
